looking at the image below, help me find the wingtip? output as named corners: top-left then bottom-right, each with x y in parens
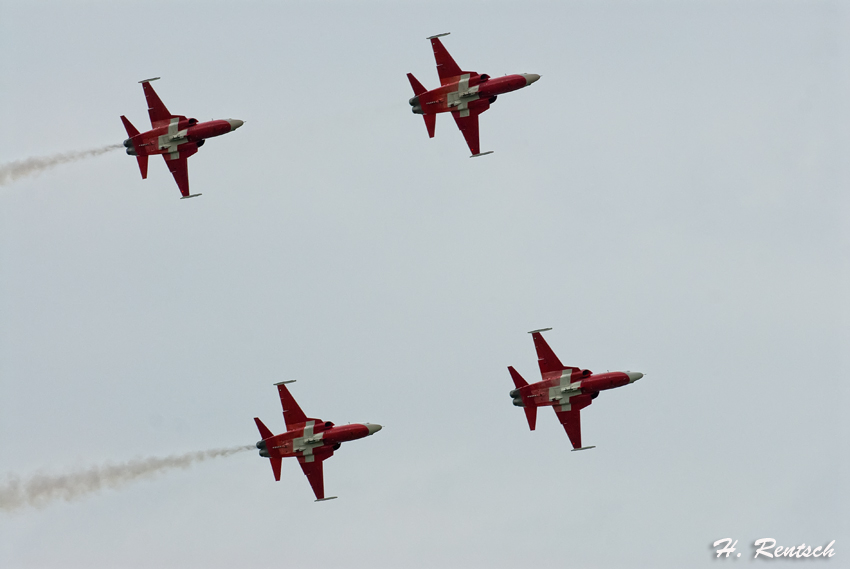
top-left (273, 380), bottom-right (296, 386)
top-left (527, 327), bottom-right (553, 334)
top-left (138, 77), bottom-right (161, 84)
top-left (315, 496), bottom-right (338, 502)
top-left (426, 32), bottom-right (450, 40)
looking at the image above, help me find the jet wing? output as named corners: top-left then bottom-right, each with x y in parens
top-left (554, 396), bottom-right (593, 450)
top-left (430, 36), bottom-right (474, 85)
top-left (269, 457), bottom-right (283, 481)
top-left (297, 447), bottom-right (334, 501)
top-left (162, 143), bottom-right (199, 198)
top-left (164, 156), bottom-right (190, 197)
top-left (141, 79), bottom-right (177, 128)
top-left (276, 381), bottom-right (328, 431)
top-left (451, 109), bottom-right (490, 157)
top-left (554, 408), bottom-right (583, 449)
top-left (531, 331), bottom-right (580, 379)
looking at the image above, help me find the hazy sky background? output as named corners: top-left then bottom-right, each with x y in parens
top-left (1, 1), bottom-right (847, 568)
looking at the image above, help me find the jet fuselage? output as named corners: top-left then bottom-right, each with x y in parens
top-left (124, 118), bottom-right (243, 157)
top-left (253, 381), bottom-right (382, 500)
top-left (409, 73), bottom-right (539, 116)
top-left (511, 369), bottom-right (643, 408)
top-left (257, 421), bottom-right (382, 460)
top-left (507, 329), bottom-right (644, 449)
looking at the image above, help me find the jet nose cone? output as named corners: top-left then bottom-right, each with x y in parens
top-left (366, 423), bottom-right (382, 435)
top-left (626, 371), bottom-right (644, 383)
top-left (227, 119), bottom-right (244, 131)
top-left (522, 73), bottom-right (541, 85)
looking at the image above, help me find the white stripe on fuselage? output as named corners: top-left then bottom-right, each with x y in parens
top-left (549, 370), bottom-right (582, 412)
top-left (293, 420), bottom-right (324, 462)
top-left (158, 118), bottom-right (185, 159)
top-left (446, 74), bottom-right (480, 118)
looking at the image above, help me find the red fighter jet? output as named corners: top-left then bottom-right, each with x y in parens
top-left (406, 33), bottom-right (540, 157)
top-left (253, 381), bottom-right (382, 501)
top-left (508, 328), bottom-right (643, 451)
top-left (120, 78), bottom-right (244, 199)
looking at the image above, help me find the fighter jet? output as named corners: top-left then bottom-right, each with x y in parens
top-left (120, 78), bottom-right (243, 199)
top-left (508, 328), bottom-right (643, 451)
top-left (406, 33), bottom-right (540, 157)
top-left (253, 381), bottom-right (382, 501)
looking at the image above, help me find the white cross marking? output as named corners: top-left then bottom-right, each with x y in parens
top-left (549, 370), bottom-right (582, 412)
top-left (446, 74), bottom-right (481, 118)
top-left (158, 118), bottom-right (183, 157)
top-left (294, 420), bottom-right (325, 462)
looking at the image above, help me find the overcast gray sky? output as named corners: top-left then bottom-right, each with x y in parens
top-left (1, 1), bottom-right (847, 568)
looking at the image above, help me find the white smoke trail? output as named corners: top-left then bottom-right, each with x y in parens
top-left (0, 445), bottom-right (254, 512)
top-left (0, 144), bottom-right (123, 186)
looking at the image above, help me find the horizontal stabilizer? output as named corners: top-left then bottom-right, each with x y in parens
top-left (470, 151), bottom-right (493, 158)
top-left (269, 457), bottom-right (282, 481)
top-left (138, 77), bottom-right (160, 84)
top-left (254, 417), bottom-right (274, 440)
top-left (180, 193), bottom-right (202, 199)
top-left (426, 32), bottom-right (450, 40)
top-left (524, 406), bottom-right (537, 431)
top-left (508, 367), bottom-right (536, 430)
top-left (407, 73), bottom-right (427, 96)
top-left (507, 366), bottom-right (528, 390)
top-left (136, 155), bottom-right (148, 179)
top-left (424, 114), bottom-right (436, 138)
top-left (316, 496), bottom-right (338, 502)
top-left (528, 327), bottom-right (552, 334)
top-left (274, 380), bottom-right (296, 386)
top-left (120, 115), bottom-right (140, 138)
top-left (571, 446), bottom-right (596, 452)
